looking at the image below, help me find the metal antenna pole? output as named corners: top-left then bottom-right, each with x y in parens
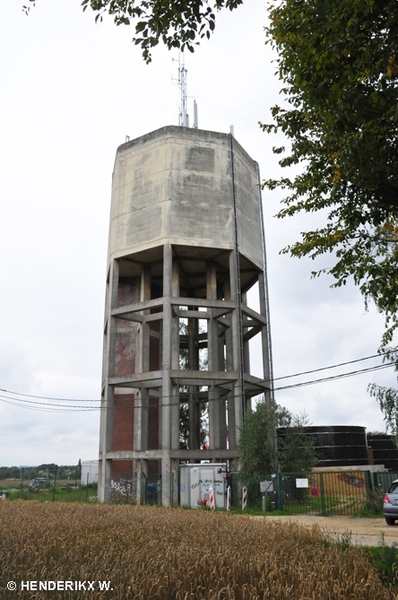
top-left (178, 55), bottom-right (189, 127)
top-left (172, 53), bottom-right (198, 128)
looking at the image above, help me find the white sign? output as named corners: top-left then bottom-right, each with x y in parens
top-left (296, 478), bottom-right (309, 489)
top-left (260, 480), bottom-right (274, 493)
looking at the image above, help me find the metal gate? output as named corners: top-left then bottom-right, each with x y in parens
top-left (270, 471), bottom-right (372, 516)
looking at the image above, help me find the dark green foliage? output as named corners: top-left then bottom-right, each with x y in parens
top-left (277, 414), bottom-right (318, 473)
top-left (238, 400), bottom-right (318, 506)
top-left (263, 0), bottom-right (398, 348)
top-left (238, 400), bottom-right (278, 477)
top-left (0, 466), bottom-right (20, 480)
top-left (0, 464), bottom-right (80, 481)
top-left (369, 348), bottom-right (398, 441)
top-left (237, 400), bottom-right (278, 507)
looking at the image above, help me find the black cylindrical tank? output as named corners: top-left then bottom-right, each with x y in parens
top-left (367, 434), bottom-right (398, 471)
top-left (277, 425), bottom-right (369, 468)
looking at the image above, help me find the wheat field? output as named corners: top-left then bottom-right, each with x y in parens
top-left (0, 501), bottom-right (394, 599)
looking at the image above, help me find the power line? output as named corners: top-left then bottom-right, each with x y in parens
top-left (274, 361), bottom-right (395, 391)
top-left (0, 352), bottom-right (392, 405)
top-left (273, 352), bottom-right (390, 382)
top-left (0, 359), bottom-right (395, 413)
top-left (0, 396), bottom-right (97, 413)
top-left (0, 388), bottom-right (99, 402)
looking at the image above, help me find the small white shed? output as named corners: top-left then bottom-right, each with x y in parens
top-left (81, 460), bottom-right (98, 485)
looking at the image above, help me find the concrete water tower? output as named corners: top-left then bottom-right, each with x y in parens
top-left (98, 124), bottom-right (273, 505)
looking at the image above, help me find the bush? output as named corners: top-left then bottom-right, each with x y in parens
top-left (359, 488), bottom-right (384, 516)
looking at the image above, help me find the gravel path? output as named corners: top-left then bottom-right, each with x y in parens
top-left (254, 514), bottom-right (398, 546)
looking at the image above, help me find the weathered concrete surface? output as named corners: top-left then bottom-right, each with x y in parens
top-left (254, 514), bottom-right (398, 546)
top-left (109, 126), bottom-right (263, 270)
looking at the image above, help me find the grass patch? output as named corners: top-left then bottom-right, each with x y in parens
top-left (366, 534), bottom-right (398, 589)
top-left (4, 485), bottom-right (98, 503)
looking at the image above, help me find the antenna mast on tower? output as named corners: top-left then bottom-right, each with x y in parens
top-left (178, 55), bottom-right (189, 127)
top-left (174, 54), bottom-right (198, 128)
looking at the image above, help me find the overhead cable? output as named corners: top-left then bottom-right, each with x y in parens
top-left (0, 359), bottom-right (395, 413)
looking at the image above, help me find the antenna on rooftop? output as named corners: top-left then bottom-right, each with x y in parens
top-left (178, 54), bottom-right (189, 127)
top-left (172, 53), bottom-right (198, 128)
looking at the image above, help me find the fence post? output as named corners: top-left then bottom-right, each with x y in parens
top-left (365, 470), bottom-right (372, 504)
top-left (319, 472), bottom-right (326, 516)
top-left (276, 473), bottom-right (283, 511)
top-left (52, 472), bottom-right (57, 503)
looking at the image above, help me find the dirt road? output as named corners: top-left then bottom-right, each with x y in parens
top-left (255, 514), bottom-right (398, 546)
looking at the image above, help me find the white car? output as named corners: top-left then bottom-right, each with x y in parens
top-left (383, 479), bottom-right (398, 525)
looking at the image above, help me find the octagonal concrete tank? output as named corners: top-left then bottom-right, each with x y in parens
top-left (108, 126), bottom-right (263, 270)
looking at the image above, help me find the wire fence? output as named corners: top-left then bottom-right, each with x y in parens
top-left (235, 470), bottom-right (398, 516)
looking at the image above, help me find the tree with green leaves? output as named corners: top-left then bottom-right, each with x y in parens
top-left (238, 400), bottom-right (278, 478)
top-left (368, 348), bottom-right (398, 442)
top-left (262, 0), bottom-right (398, 349)
top-left (262, 0), bottom-right (398, 434)
top-left (238, 400), bottom-right (317, 505)
top-left (277, 412), bottom-right (318, 473)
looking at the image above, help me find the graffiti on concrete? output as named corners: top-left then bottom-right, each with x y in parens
top-left (111, 478), bottom-right (132, 497)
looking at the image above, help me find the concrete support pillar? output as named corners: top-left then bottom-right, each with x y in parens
top-left (229, 251), bottom-right (243, 435)
top-left (170, 257), bottom-right (180, 451)
top-left (134, 458), bottom-right (148, 504)
top-left (207, 261), bottom-right (221, 450)
top-left (134, 389), bottom-right (148, 453)
top-left (258, 272), bottom-right (272, 396)
top-left (161, 244), bottom-right (172, 503)
top-left (99, 259), bottom-right (119, 502)
top-left (171, 458), bottom-right (179, 506)
top-left (241, 291), bottom-right (251, 377)
top-left (134, 265), bottom-right (151, 462)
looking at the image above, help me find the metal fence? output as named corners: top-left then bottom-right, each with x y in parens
top-left (257, 470), bottom-right (398, 516)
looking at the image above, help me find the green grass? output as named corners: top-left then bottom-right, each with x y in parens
top-left (2, 484), bottom-right (98, 503)
top-left (366, 534), bottom-right (398, 589)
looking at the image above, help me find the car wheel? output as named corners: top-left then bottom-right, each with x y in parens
top-left (385, 517), bottom-right (396, 526)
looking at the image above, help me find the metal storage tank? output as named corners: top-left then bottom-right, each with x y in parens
top-left (367, 434), bottom-right (398, 471)
top-left (98, 126), bottom-right (273, 505)
top-left (308, 426), bottom-right (369, 467)
top-left (277, 425), bottom-right (369, 468)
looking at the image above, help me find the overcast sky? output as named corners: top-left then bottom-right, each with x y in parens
top-left (0, 0), bottom-right (396, 467)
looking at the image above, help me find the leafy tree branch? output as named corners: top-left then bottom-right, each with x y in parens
top-left (262, 0), bottom-right (398, 347)
top-left (22, 0), bottom-right (243, 62)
